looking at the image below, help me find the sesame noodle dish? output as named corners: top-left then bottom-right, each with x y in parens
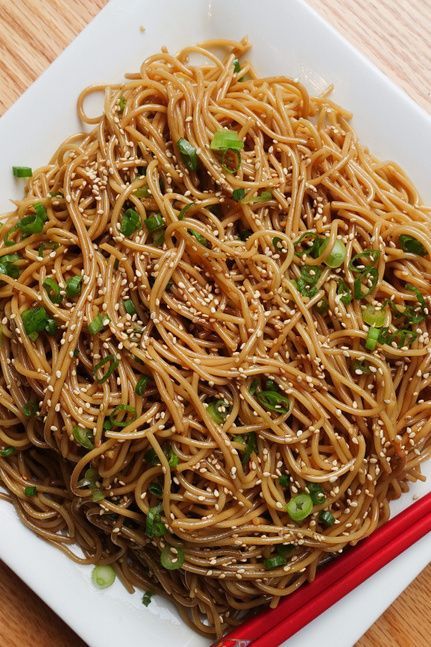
top-left (0, 38), bottom-right (430, 639)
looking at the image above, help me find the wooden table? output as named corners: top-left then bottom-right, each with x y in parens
top-left (0, 1), bottom-right (430, 645)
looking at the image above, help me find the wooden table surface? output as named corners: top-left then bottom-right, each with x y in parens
top-left (0, 0), bottom-right (430, 645)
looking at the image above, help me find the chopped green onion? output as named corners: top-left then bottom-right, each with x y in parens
top-left (399, 235), bottom-right (427, 256)
top-left (118, 95), bottom-right (126, 112)
top-left (296, 265), bottom-right (322, 298)
top-left (254, 190), bottom-right (272, 203)
top-left (337, 280), bottom-right (352, 305)
top-left (0, 447), bottom-right (16, 457)
top-left (24, 485), bottom-right (37, 496)
top-left (135, 375), bottom-right (150, 396)
top-left (406, 284), bottom-right (426, 309)
top-left (88, 313), bottom-right (110, 336)
top-left (146, 504), bottom-right (166, 538)
top-left (278, 474), bottom-right (289, 488)
top-left (379, 327), bottom-right (417, 348)
top-left (365, 326), bottom-right (380, 351)
top-left (91, 489), bottom-right (105, 502)
top-left (314, 298), bottom-right (329, 316)
top-left (22, 306), bottom-right (49, 341)
top-left (123, 298), bottom-right (136, 315)
top-left (307, 482), bottom-right (326, 505)
top-left (66, 275), bottom-right (82, 298)
top-left (93, 354), bottom-right (119, 384)
top-left (234, 432), bottom-right (257, 465)
top-left (23, 400), bottom-right (38, 417)
top-left (362, 304), bottom-right (386, 327)
top-left (91, 565), bottom-right (116, 589)
top-left (232, 188), bottom-right (246, 202)
top-left (45, 318), bottom-right (57, 336)
top-left (37, 241), bottom-right (59, 257)
top-left (189, 229), bottom-right (208, 247)
top-left (0, 254), bottom-right (20, 279)
top-left (42, 277), bottom-right (62, 304)
top-left (12, 166), bottom-right (32, 178)
top-left (145, 213), bottom-right (165, 245)
top-left (134, 186), bottom-right (150, 198)
top-left (264, 545), bottom-right (294, 570)
top-left (17, 212), bottom-right (46, 236)
top-left (177, 138), bottom-right (198, 172)
top-left (110, 404), bottom-right (136, 428)
top-left (294, 231), bottom-right (323, 258)
top-left (207, 399), bottom-right (231, 424)
top-left (320, 238), bottom-right (346, 268)
top-left (178, 203), bottom-right (194, 220)
top-left (142, 591), bottom-right (153, 607)
top-left (319, 510), bottom-right (335, 527)
top-left (72, 426), bottom-right (94, 450)
top-left (120, 208), bottom-right (141, 237)
top-left (351, 359), bottom-right (371, 375)
top-left (285, 493), bottom-right (313, 522)
top-left (148, 482), bottom-right (162, 497)
top-left (353, 267), bottom-right (378, 299)
top-left (160, 545), bottom-right (185, 570)
top-left (233, 58), bottom-right (241, 73)
top-left (167, 447), bottom-right (179, 468)
top-left (264, 554), bottom-right (286, 570)
top-left (210, 130), bottom-right (244, 151)
top-left (221, 148), bottom-right (241, 174)
top-left (349, 249), bottom-right (380, 273)
top-left (256, 390), bottom-right (290, 414)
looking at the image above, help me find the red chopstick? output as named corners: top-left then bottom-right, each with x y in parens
top-left (216, 493), bottom-right (431, 647)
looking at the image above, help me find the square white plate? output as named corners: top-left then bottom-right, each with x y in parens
top-left (0, 1), bottom-right (430, 646)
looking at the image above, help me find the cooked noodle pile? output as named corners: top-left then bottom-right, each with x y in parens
top-left (1, 39), bottom-right (431, 638)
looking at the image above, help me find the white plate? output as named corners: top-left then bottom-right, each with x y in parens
top-left (0, 1), bottom-right (430, 646)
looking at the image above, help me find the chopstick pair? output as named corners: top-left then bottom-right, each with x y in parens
top-left (215, 492), bottom-right (431, 647)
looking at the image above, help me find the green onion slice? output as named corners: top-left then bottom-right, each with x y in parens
top-left (353, 267), bottom-right (378, 299)
top-left (307, 482), bottom-right (326, 505)
top-left (337, 280), bottom-right (352, 305)
top-left (110, 404), bottom-right (136, 428)
top-left (0, 447), bottom-right (16, 457)
top-left (66, 275), bottom-right (82, 298)
top-left (278, 474), bottom-right (289, 488)
top-left (188, 229), bottom-right (208, 247)
top-left (362, 304), bottom-right (386, 327)
top-left (42, 277), bottom-right (62, 304)
top-left (22, 306), bottom-right (49, 341)
top-left (207, 399), bottom-right (231, 424)
top-left (160, 545), bottom-right (185, 570)
top-left (318, 510), bottom-right (335, 527)
top-left (12, 166), bottom-right (33, 177)
top-left (210, 130), bottom-right (244, 151)
top-left (146, 504), bottom-right (166, 538)
top-left (91, 565), bottom-right (116, 589)
top-left (399, 234), bottom-right (427, 256)
top-left (23, 400), bottom-right (38, 417)
top-left (24, 485), bottom-right (37, 496)
top-left (349, 249), bottom-right (380, 273)
top-left (123, 298), bottom-right (136, 315)
top-left (177, 138), bottom-right (198, 171)
top-left (365, 326), bottom-right (380, 351)
top-left (256, 390), bottom-right (290, 415)
top-left (232, 188), bottom-right (246, 202)
top-left (88, 313), bottom-right (110, 335)
top-left (142, 591), bottom-right (153, 607)
top-left (135, 375), bottom-right (150, 396)
top-left (120, 208), bottom-right (141, 237)
top-left (295, 265), bottom-right (322, 298)
top-left (178, 203), bottom-right (194, 220)
top-left (93, 354), bottom-right (119, 384)
top-left (233, 58), bottom-right (241, 73)
top-left (72, 426), bottom-right (94, 450)
top-left (285, 493), bottom-right (313, 522)
top-left (320, 238), bottom-right (346, 268)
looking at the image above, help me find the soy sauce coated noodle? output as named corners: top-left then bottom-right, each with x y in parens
top-left (0, 39), bottom-right (431, 638)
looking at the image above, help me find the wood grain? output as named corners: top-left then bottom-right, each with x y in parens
top-left (0, 1), bottom-right (430, 646)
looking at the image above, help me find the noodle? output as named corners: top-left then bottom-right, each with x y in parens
top-left (1, 38), bottom-right (431, 638)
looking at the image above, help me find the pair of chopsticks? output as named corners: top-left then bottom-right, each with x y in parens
top-left (215, 492), bottom-right (431, 647)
